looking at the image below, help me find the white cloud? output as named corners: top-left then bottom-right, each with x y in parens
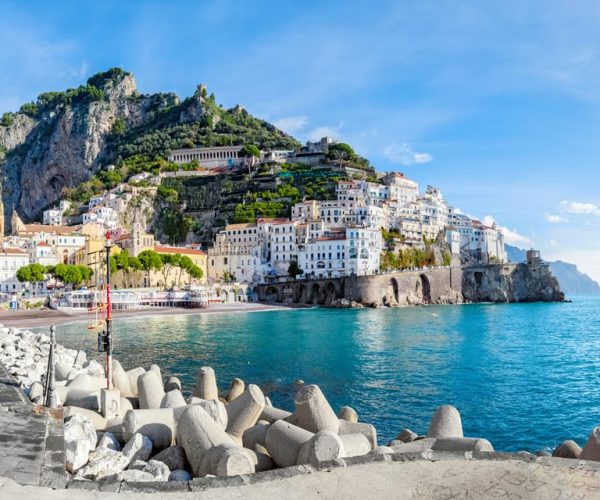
top-left (383, 143), bottom-right (433, 166)
top-left (545, 214), bottom-right (569, 223)
top-left (560, 201), bottom-right (600, 216)
top-left (481, 215), bottom-right (496, 227)
top-left (549, 239), bottom-right (558, 246)
top-left (273, 115), bottom-right (308, 135)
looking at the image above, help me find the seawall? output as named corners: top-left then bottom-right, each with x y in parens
top-left (254, 262), bottom-right (564, 307)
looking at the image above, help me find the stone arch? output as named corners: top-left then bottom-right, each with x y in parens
top-left (221, 289), bottom-right (229, 303)
top-left (416, 274), bottom-right (432, 304)
top-left (388, 278), bottom-right (399, 305)
top-left (324, 281), bottom-right (337, 305)
top-left (294, 283), bottom-right (306, 303)
top-left (308, 283), bottom-right (322, 305)
top-left (265, 286), bottom-right (278, 302)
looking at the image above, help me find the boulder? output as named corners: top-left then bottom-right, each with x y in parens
top-left (128, 460), bottom-right (148, 471)
top-left (122, 433), bottom-right (153, 464)
top-left (427, 405), bottom-right (463, 439)
top-left (151, 446), bottom-right (188, 471)
top-left (63, 406), bottom-right (107, 430)
top-left (76, 447), bottom-right (130, 480)
top-left (64, 414), bottom-right (98, 472)
top-left (294, 385), bottom-right (339, 434)
top-left (169, 469), bottom-right (192, 481)
top-left (144, 460), bottom-right (170, 481)
top-left (98, 431), bottom-right (121, 451)
top-left (553, 440), bottom-right (582, 459)
top-left (338, 406), bottom-right (358, 423)
top-left (580, 427), bottom-right (600, 461)
top-left (226, 384), bottom-right (266, 439)
top-left (116, 469), bottom-right (156, 482)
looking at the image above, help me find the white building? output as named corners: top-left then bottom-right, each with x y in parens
top-left (419, 185), bottom-right (448, 240)
top-left (0, 248), bottom-right (30, 293)
top-left (29, 241), bottom-right (57, 267)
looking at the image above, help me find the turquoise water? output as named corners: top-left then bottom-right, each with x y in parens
top-left (50, 297), bottom-right (600, 452)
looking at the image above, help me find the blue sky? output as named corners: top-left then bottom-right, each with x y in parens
top-left (2, 0), bottom-right (600, 279)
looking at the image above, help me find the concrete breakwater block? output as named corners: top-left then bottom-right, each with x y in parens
top-left (112, 359), bottom-right (134, 397)
top-left (126, 367), bottom-right (146, 396)
top-left (194, 366), bottom-right (218, 400)
top-left (226, 378), bottom-right (245, 402)
top-left (297, 430), bottom-right (345, 465)
top-left (160, 389), bottom-right (187, 409)
top-left (138, 370), bottom-right (165, 409)
top-left (177, 405), bottom-right (255, 477)
top-left (432, 437), bottom-right (494, 453)
top-left (182, 398), bottom-right (228, 429)
top-left (226, 384), bottom-right (266, 439)
top-left (151, 446), bottom-right (188, 471)
top-left (427, 405), bottom-right (463, 439)
top-left (123, 408), bottom-right (176, 452)
top-left (580, 427), bottom-right (600, 461)
top-left (122, 433), bottom-right (153, 464)
top-left (294, 384), bottom-right (339, 434)
top-left (338, 420), bottom-right (377, 450)
top-left (553, 440), bottom-right (582, 459)
top-left (265, 420), bottom-right (314, 468)
top-left (164, 376), bottom-right (182, 392)
top-left (338, 406), bottom-right (358, 423)
top-left (339, 433), bottom-right (371, 458)
top-left (242, 423), bottom-right (270, 450)
top-left (260, 406), bottom-right (292, 423)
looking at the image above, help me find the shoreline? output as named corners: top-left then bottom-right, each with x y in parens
top-left (0, 302), bottom-right (306, 329)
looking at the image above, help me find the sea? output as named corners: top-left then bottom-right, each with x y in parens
top-left (50, 296), bottom-right (600, 452)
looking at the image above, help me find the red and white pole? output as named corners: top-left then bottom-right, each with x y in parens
top-left (105, 231), bottom-right (113, 389)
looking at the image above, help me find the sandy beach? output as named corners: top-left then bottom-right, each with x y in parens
top-left (0, 302), bottom-right (300, 329)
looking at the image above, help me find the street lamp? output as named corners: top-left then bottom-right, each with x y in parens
top-left (97, 231), bottom-right (113, 389)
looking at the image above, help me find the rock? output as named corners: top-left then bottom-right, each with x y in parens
top-left (151, 446), bottom-right (188, 471)
top-left (427, 405), bottom-right (463, 438)
top-left (226, 378), bottom-right (245, 402)
top-left (122, 433), bottom-right (153, 464)
top-left (64, 414), bottom-right (98, 472)
top-left (63, 406), bottom-right (107, 430)
top-left (536, 450), bottom-right (551, 457)
top-left (265, 420), bottom-right (314, 468)
top-left (164, 376), bottom-right (182, 392)
top-left (138, 370), bottom-right (165, 409)
top-left (338, 406), bottom-right (358, 423)
top-left (580, 427), bottom-right (600, 461)
top-left (169, 469), bottom-right (192, 481)
top-left (144, 460), bottom-right (170, 481)
top-left (193, 366), bottom-right (218, 400)
top-left (553, 440), bottom-right (582, 459)
top-left (160, 389), bottom-right (187, 408)
top-left (294, 385), bottom-right (339, 434)
top-left (128, 459), bottom-right (148, 471)
top-left (55, 360), bottom-right (73, 382)
top-left (226, 384), bottom-right (266, 439)
top-left (76, 447), bottom-right (130, 480)
top-left (28, 381), bottom-right (44, 402)
top-left (395, 428), bottom-right (418, 443)
top-left (98, 431), bottom-right (121, 451)
top-left (123, 408), bottom-right (176, 452)
top-left (117, 469), bottom-right (156, 482)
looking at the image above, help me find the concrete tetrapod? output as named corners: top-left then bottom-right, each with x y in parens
top-left (160, 389), bottom-right (187, 408)
top-left (297, 431), bottom-right (345, 466)
top-left (427, 405), bottom-right (464, 438)
top-left (338, 420), bottom-right (377, 450)
top-left (122, 408), bottom-right (176, 452)
top-left (265, 419), bottom-right (314, 468)
top-left (259, 406), bottom-right (292, 423)
top-left (226, 378), bottom-right (245, 402)
top-left (182, 398), bottom-right (228, 429)
top-left (177, 405), bottom-right (254, 477)
top-left (164, 376), bottom-right (182, 392)
top-left (294, 384), bottom-right (339, 434)
top-left (112, 360), bottom-right (134, 397)
top-left (194, 366), bottom-right (218, 400)
top-left (225, 384), bottom-right (266, 440)
top-left (580, 427), bottom-right (600, 461)
top-left (126, 367), bottom-right (146, 397)
top-left (553, 440), bottom-right (582, 459)
top-left (242, 422), bottom-right (270, 450)
top-left (431, 437), bottom-right (494, 453)
top-left (339, 433), bottom-right (371, 458)
top-left (338, 406), bottom-right (358, 423)
top-left (138, 370), bottom-right (165, 409)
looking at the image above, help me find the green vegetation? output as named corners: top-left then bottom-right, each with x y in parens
top-left (87, 67), bottom-right (131, 89)
top-left (16, 264), bottom-right (46, 286)
top-left (326, 142), bottom-right (374, 173)
top-left (42, 264), bottom-right (93, 288)
top-left (288, 259), bottom-right (303, 279)
top-left (239, 144), bottom-right (260, 158)
top-left (1, 112), bottom-right (14, 127)
top-left (380, 247), bottom-right (437, 271)
top-left (233, 201), bottom-right (285, 223)
top-left (136, 249), bottom-right (203, 288)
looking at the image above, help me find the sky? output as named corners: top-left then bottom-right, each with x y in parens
top-left (2, 0), bottom-right (600, 279)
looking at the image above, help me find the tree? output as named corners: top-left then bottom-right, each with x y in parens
top-left (288, 260), bottom-right (303, 279)
top-left (159, 253), bottom-right (181, 288)
top-left (240, 144), bottom-right (261, 158)
top-left (327, 143), bottom-right (355, 161)
top-left (176, 255), bottom-right (194, 287)
top-left (187, 263), bottom-right (203, 286)
top-left (16, 264), bottom-right (46, 288)
top-left (138, 250), bottom-right (162, 287)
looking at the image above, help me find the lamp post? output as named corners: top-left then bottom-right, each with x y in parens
top-left (98, 231), bottom-right (113, 389)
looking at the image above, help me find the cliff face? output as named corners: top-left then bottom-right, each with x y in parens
top-left (462, 263), bottom-right (564, 303)
top-left (0, 69), bottom-right (298, 229)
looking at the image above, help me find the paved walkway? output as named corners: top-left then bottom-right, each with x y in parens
top-left (0, 456), bottom-right (599, 499)
top-left (0, 364), bottom-right (64, 488)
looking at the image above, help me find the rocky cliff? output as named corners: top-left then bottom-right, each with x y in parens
top-left (462, 263), bottom-right (564, 303)
top-left (0, 68), bottom-right (298, 228)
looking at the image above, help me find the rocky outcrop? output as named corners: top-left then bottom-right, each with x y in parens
top-left (462, 263), bottom-right (564, 303)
